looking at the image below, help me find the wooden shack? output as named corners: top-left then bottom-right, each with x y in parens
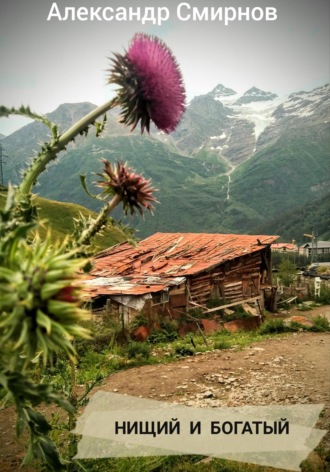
top-left (83, 233), bottom-right (279, 326)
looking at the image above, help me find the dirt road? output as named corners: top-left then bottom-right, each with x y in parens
top-left (1, 306), bottom-right (330, 471)
top-left (100, 331), bottom-right (330, 409)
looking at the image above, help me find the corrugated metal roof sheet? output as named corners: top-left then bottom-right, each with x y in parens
top-left (83, 275), bottom-right (185, 296)
top-left (84, 233), bottom-right (278, 298)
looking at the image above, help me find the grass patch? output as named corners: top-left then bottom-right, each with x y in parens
top-left (148, 320), bottom-right (179, 344)
top-left (309, 315), bottom-right (330, 332)
top-left (0, 190), bottom-right (126, 251)
top-left (174, 346), bottom-right (195, 357)
top-left (214, 339), bottom-right (232, 350)
top-left (127, 341), bottom-right (151, 359)
top-left (73, 455), bottom-right (292, 471)
top-left (258, 319), bottom-right (288, 334)
top-left (314, 286), bottom-right (330, 304)
top-left (297, 304), bottom-right (313, 312)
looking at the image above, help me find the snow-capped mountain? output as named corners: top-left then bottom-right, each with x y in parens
top-left (235, 86), bottom-right (278, 105)
top-left (273, 84), bottom-right (329, 120)
top-left (208, 84), bottom-right (237, 100)
top-left (2, 83), bottom-right (329, 240)
top-left (173, 83), bottom-right (329, 163)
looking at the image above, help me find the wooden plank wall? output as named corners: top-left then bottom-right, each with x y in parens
top-left (189, 252), bottom-right (263, 305)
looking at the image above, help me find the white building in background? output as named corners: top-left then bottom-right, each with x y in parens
top-left (299, 241), bottom-right (330, 257)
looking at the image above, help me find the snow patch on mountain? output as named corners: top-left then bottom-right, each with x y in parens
top-left (221, 97), bottom-right (285, 140)
top-left (209, 84), bottom-right (237, 100)
top-left (236, 87), bottom-right (278, 105)
top-left (215, 93), bottom-right (240, 106)
top-left (277, 84), bottom-right (330, 118)
top-left (209, 85), bottom-right (284, 139)
top-left (210, 132), bottom-right (226, 139)
top-left (234, 97), bottom-right (287, 139)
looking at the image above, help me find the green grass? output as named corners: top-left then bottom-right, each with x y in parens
top-left (70, 455), bottom-right (294, 472)
top-left (0, 189), bottom-right (126, 251)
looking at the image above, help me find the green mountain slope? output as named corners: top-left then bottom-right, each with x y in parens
top-left (2, 85), bottom-right (329, 242)
top-left (256, 192), bottom-right (330, 242)
top-left (219, 123), bottom-right (330, 232)
top-left (1, 103), bottom-right (97, 186)
top-left (0, 189), bottom-right (126, 251)
top-left (13, 121), bottom-right (329, 240)
top-left (34, 134), bottom-right (229, 236)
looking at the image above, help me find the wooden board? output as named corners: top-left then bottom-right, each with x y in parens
top-left (202, 296), bottom-right (262, 314)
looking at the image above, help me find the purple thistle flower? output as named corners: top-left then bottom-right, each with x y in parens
top-left (108, 33), bottom-right (186, 133)
top-left (97, 160), bottom-right (158, 216)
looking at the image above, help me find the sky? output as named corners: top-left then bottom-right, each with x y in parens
top-left (0, 0), bottom-right (329, 135)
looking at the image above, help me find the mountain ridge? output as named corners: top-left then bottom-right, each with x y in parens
top-left (1, 82), bottom-right (329, 242)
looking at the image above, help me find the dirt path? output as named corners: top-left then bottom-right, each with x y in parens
top-left (99, 330), bottom-right (330, 471)
top-left (1, 307), bottom-right (330, 471)
top-left (98, 305), bottom-right (330, 408)
top-left (99, 332), bottom-right (330, 409)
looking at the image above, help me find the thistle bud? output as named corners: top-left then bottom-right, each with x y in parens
top-left (0, 236), bottom-right (90, 365)
top-left (97, 160), bottom-right (158, 216)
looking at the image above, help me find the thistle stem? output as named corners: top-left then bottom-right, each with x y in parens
top-left (18, 97), bottom-right (118, 196)
top-left (78, 194), bottom-right (121, 246)
top-left (68, 359), bottom-right (77, 430)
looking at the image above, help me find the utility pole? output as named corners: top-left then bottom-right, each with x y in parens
top-left (0, 143), bottom-right (8, 187)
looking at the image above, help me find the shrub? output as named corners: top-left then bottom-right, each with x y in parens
top-left (206, 298), bottom-right (227, 309)
top-left (127, 341), bottom-right (151, 359)
top-left (187, 307), bottom-right (203, 319)
top-left (148, 319), bottom-right (178, 344)
top-left (148, 331), bottom-right (172, 344)
top-left (297, 304), bottom-right (313, 312)
top-left (315, 286), bottom-right (330, 304)
top-left (310, 315), bottom-right (330, 332)
top-left (277, 258), bottom-right (297, 286)
top-left (259, 316), bottom-right (330, 335)
top-left (259, 319), bottom-right (287, 334)
top-left (175, 346), bottom-right (194, 357)
top-left (222, 307), bottom-right (251, 322)
top-left (287, 321), bottom-right (305, 331)
top-left (74, 326), bottom-right (118, 355)
top-left (161, 319), bottom-right (179, 334)
top-left (214, 339), bottom-right (231, 350)
top-left (129, 313), bottom-right (149, 331)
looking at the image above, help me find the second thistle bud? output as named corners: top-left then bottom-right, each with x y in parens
top-left (96, 160), bottom-right (158, 216)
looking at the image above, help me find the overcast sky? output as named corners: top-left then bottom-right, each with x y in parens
top-left (0, 0), bottom-right (329, 135)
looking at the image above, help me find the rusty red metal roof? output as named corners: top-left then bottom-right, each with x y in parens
top-left (84, 232), bottom-right (279, 298)
top-left (271, 243), bottom-right (296, 251)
